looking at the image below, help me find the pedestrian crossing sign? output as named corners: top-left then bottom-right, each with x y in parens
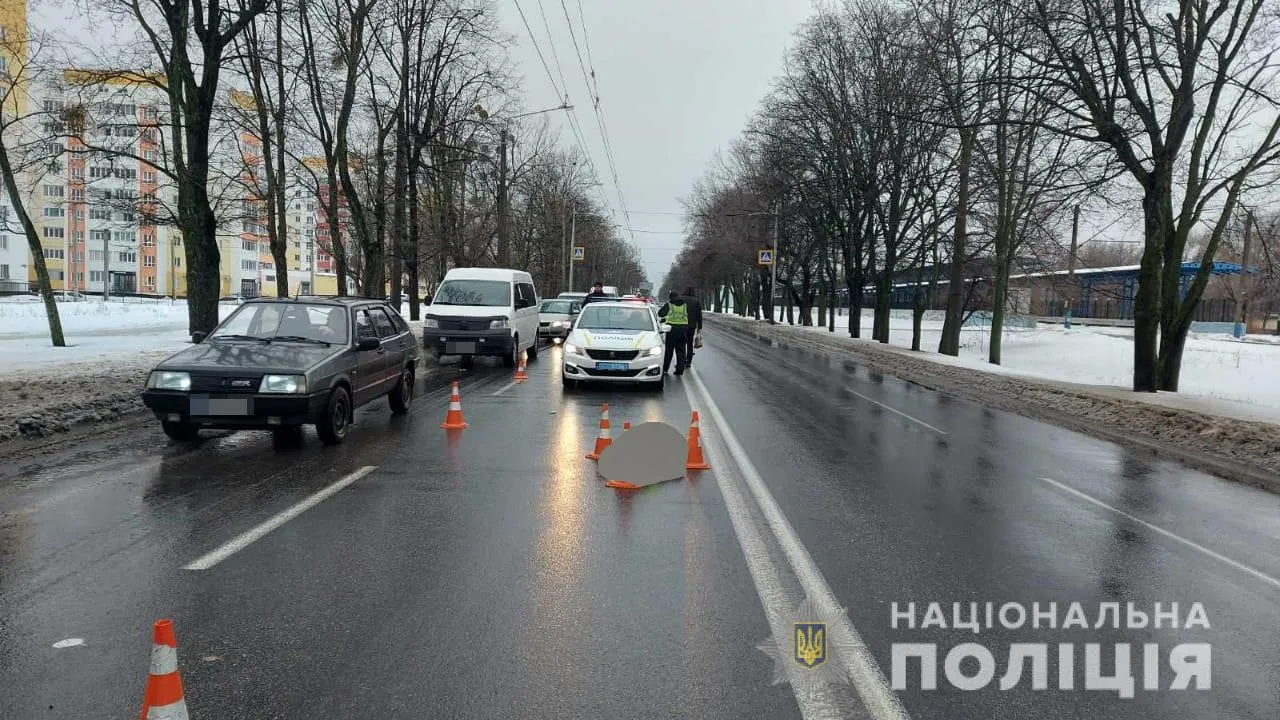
top-left (573, 246), bottom-right (585, 262)
top-left (758, 249), bottom-right (774, 266)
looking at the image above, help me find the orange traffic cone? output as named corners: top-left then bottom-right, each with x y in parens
top-left (440, 380), bottom-right (469, 429)
top-left (685, 410), bottom-right (711, 470)
top-left (623, 421), bottom-right (631, 430)
top-left (606, 479), bottom-right (642, 490)
top-left (139, 619), bottom-right (189, 720)
top-left (586, 403), bottom-right (612, 460)
top-left (514, 356), bottom-right (528, 383)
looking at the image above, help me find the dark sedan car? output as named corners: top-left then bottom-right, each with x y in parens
top-left (141, 296), bottom-right (421, 445)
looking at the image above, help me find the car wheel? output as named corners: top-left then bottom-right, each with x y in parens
top-left (316, 386), bottom-right (351, 445)
top-left (161, 420), bottom-right (199, 442)
top-left (389, 368), bottom-right (413, 415)
top-left (503, 337), bottom-right (518, 368)
top-left (527, 337), bottom-right (539, 361)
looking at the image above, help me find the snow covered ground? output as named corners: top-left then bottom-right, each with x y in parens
top-left (0, 299), bottom-right (237, 375)
top-left (739, 307), bottom-right (1280, 425)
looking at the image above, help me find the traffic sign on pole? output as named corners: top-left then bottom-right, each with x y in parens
top-left (757, 249), bottom-right (773, 266)
top-left (573, 246), bottom-right (585, 262)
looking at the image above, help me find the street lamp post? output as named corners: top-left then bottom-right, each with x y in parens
top-left (482, 102), bottom-right (572, 266)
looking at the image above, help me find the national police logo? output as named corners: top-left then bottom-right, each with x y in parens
top-left (794, 622), bottom-right (826, 668)
top-left (758, 595), bottom-right (857, 699)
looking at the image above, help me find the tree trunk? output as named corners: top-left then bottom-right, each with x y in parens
top-left (939, 129), bottom-right (973, 356)
top-left (0, 144), bottom-right (65, 345)
top-left (389, 115), bottom-right (408, 309)
top-left (989, 233), bottom-right (1009, 365)
top-left (1133, 183), bottom-right (1167, 392)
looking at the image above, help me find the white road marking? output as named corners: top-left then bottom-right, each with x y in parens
top-left (183, 466), bottom-right (378, 571)
top-left (1039, 476), bottom-right (1280, 591)
top-left (492, 380), bottom-right (518, 396)
top-left (52, 638), bottom-right (85, 649)
top-left (848, 389), bottom-right (947, 435)
top-left (686, 370), bottom-right (910, 720)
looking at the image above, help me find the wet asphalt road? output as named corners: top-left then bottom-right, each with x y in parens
top-left (2, 325), bottom-right (1279, 719)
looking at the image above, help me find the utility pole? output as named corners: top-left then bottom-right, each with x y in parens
top-left (495, 128), bottom-right (510, 266)
top-left (568, 204), bottom-right (577, 293)
top-left (1235, 210), bottom-right (1254, 339)
top-left (561, 200), bottom-right (570, 291)
top-left (1065, 204), bottom-right (1079, 328)
top-left (103, 231), bottom-right (111, 300)
top-left (768, 204), bottom-right (779, 324)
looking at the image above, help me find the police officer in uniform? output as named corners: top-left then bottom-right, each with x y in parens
top-left (658, 290), bottom-right (691, 375)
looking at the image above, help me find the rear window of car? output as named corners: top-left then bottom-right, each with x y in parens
top-left (434, 279), bottom-right (510, 307)
top-left (541, 300), bottom-right (574, 314)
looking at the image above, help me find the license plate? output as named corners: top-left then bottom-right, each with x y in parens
top-left (596, 361), bottom-right (630, 371)
top-left (190, 396), bottom-right (252, 416)
top-left (447, 341), bottom-right (476, 354)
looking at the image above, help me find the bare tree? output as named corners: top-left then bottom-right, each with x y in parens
top-left (0, 30), bottom-right (66, 345)
top-left (1021, 0), bottom-right (1280, 391)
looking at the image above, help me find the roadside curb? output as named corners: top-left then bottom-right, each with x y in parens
top-left (709, 315), bottom-right (1280, 494)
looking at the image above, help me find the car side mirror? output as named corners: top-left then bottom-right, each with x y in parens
top-left (660, 323), bottom-right (672, 334)
top-left (191, 331), bottom-right (206, 343)
top-left (356, 337), bottom-right (381, 351)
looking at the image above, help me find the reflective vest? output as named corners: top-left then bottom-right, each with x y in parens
top-left (666, 303), bottom-right (689, 326)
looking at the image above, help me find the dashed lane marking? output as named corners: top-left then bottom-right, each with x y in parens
top-left (182, 466), bottom-right (378, 571)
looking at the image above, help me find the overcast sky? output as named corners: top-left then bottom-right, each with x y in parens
top-left (496, 0), bottom-right (818, 284)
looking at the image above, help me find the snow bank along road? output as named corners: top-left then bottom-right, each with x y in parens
top-left (2, 330), bottom-right (1278, 719)
top-left (708, 314), bottom-right (1280, 492)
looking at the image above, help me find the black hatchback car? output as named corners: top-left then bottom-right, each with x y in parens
top-left (141, 296), bottom-right (421, 445)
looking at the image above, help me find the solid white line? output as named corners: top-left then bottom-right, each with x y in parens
top-left (1039, 476), bottom-right (1280, 591)
top-left (182, 466), bottom-right (378, 571)
top-left (680, 381), bottom-right (847, 719)
top-left (848, 389), bottom-right (947, 435)
top-left (492, 380), bottom-right (518, 396)
top-left (687, 370), bottom-right (910, 720)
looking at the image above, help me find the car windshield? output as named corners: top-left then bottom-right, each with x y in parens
top-left (576, 305), bottom-right (655, 332)
top-left (210, 302), bottom-right (348, 343)
top-left (434, 279), bottom-right (510, 306)
top-left (541, 300), bottom-right (575, 314)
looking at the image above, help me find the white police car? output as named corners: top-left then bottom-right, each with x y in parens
top-left (561, 301), bottom-right (668, 390)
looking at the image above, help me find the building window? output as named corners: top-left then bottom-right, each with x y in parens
top-left (0, 236), bottom-right (6, 249)
top-left (142, 171), bottom-right (155, 183)
top-left (49, 270), bottom-right (64, 281)
top-left (117, 250), bottom-right (137, 263)
top-left (70, 189), bottom-right (85, 201)
top-left (142, 234), bottom-right (155, 247)
top-left (90, 270), bottom-right (104, 282)
top-left (72, 251), bottom-right (83, 263)
top-left (0, 264), bottom-right (7, 279)
top-left (143, 150), bottom-right (158, 162)
top-left (43, 248), bottom-right (65, 259)
top-left (89, 166), bottom-right (111, 179)
top-left (42, 206), bottom-right (66, 218)
top-left (89, 231), bottom-right (109, 244)
top-left (143, 255), bottom-right (156, 268)
top-left (89, 208), bottom-right (111, 220)
top-left (43, 185), bottom-right (64, 198)
top-left (43, 226), bottom-right (65, 239)
top-left (72, 231), bottom-right (83, 242)
top-left (144, 275), bottom-right (155, 287)
top-left (113, 231), bottom-right (136, 244)
top-left (75, 272), bottom-right (84, 284)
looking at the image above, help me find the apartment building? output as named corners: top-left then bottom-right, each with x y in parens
top-left (0, 0), bottom-right (28, 290)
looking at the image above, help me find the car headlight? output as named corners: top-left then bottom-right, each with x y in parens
top-left (259, 374), bottom-right (308, 394)
top-left (489, 319), bottom-right (508, 329)
top-left (552, 320), bottom-right (568, 327)
top-left (424, 318), bottom-right (439, 328)
top-left (563, 343), bottom-right (581, 355)
top-left (645, 345), bottom-right (662, 357)
top-left (147, 370), bottom-right (191, 390)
